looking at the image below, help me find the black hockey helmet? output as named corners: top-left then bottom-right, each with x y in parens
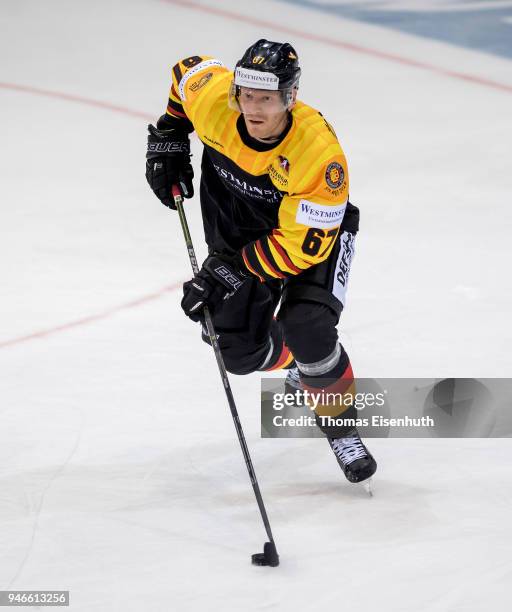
top-left (228, 39), bottom-right (301, 113)
top-left (236, 39), bottom-right (301, 90)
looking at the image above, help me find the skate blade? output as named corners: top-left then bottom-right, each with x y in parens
top-left (361, 477), bottom-right (373, 497)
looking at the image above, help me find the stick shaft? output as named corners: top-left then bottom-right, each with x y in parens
top-left (172, 186), bottom-right (277, 547)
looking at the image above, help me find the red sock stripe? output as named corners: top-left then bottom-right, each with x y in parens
top-left (265, 342), bottom-right (292, 371)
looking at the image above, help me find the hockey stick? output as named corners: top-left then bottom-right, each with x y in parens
top-left (171, 185), bottom-right (279, 568)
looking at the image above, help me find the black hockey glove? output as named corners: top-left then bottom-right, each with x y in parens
top-left (145, 123), bottom-right (194, 208)
top-left (181, 255), bottom-right (248, 322)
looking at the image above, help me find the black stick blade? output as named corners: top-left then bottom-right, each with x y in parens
top-left (251, 541), bottom-right (279, 567)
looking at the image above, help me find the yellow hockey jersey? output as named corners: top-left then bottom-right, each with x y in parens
top-left (164, 55), bottom-right (350, 282)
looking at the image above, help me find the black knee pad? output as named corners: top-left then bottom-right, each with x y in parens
top-left (201, 325), bottom-right (270, 375)
top-left (199, 278), bottom-right (281, 376)
top-left (278, 301), bottom-right (339, 364)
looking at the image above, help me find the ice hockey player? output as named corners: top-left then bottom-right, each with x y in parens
top-left (146, 39), bottom-right (377, 484)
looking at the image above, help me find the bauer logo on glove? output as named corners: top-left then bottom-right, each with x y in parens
top-left (213, 265), bottom-right (245, 291)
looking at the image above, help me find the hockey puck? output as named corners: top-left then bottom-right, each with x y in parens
top-left (251, 553), bottom-right (269, 566)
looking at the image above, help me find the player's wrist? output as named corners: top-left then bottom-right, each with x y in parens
top-left (156, 113), bottom-right (194, 135)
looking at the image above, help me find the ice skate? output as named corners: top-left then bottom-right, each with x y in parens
top-left (328, 429), bottom-right (377, 487)
top-left (288, 369), bottom-right (377, 491)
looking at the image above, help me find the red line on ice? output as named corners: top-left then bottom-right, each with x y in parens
top-left (0, 283), bottom-right (182, 349)
top-left (162, 0), bottom-right (512, 95)
top-left (0, 82), bottom-right (155, 119)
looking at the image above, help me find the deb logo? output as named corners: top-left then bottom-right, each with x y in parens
top-left (325, 161), bottom-right (344, 190)
top-left (333, 231), bottom-right (355, 307)
top-left (337, 232), bottom-right (355, 287)
top-left (296, 199), bottom-right (347, 229)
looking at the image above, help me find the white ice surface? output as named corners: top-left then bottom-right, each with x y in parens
top-left (1, 1), bottom-right (511, 610)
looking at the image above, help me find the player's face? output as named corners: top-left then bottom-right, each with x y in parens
top-left (239, 88), bottom-right (290, 139)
